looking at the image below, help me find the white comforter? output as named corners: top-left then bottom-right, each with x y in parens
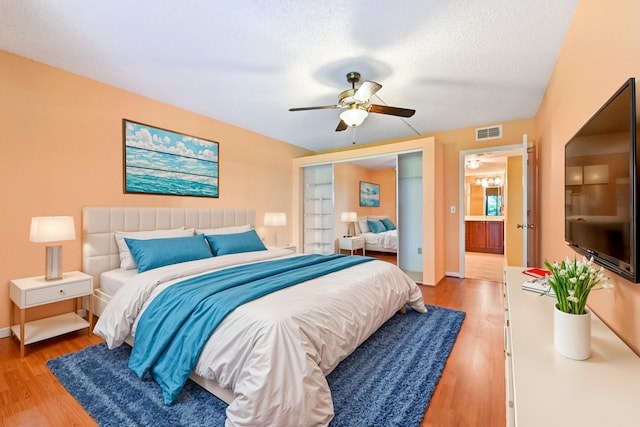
top-left (362, 229), bottom-right (398, 250)
top-left (94, 249), bottom-right (426, 426)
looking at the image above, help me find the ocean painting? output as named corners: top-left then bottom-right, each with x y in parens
top-left (123, 120), bottom-right (219, 197)
top-left (359, 181), bottom-right (380, 207)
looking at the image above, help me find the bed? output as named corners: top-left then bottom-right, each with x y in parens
top-left (356, 215), bottom-right (398, 253)
top-left (84, 207), bottom-right (426, 426)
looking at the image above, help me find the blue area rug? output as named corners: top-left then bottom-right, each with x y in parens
top-left (47, 305), bottom-right (465, 426)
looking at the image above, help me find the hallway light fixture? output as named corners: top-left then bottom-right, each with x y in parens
top-left (466, 159), bottom-right (480, 170)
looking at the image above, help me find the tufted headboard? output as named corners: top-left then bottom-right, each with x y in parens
top-left (82, 207), bottom-right (256, 287)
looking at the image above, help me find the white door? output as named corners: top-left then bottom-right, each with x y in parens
top-left (519, 135), bottom-right (537, 267)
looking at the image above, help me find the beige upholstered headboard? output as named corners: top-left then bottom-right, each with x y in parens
top-left (82, 207), bottom-right (256, 287)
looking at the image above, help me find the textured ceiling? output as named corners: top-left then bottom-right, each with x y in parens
top-left (0, 0), bottom-right (577, 152)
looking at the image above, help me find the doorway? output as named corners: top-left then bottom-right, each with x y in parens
top-left (460, 145), bottom-right (522, 281)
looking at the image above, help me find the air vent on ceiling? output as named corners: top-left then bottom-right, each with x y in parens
top-left (475, 125), bottom-right (503, 141)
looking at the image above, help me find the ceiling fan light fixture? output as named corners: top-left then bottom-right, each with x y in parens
top-left (340, 107), bottom-right (368, 127)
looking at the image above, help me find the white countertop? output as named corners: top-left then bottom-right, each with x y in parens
top-left (504, 266), bottom-right (640, 427)
top-left (465, 216), bottom-right (504, 221)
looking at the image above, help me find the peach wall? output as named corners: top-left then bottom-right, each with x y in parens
top-left (0, 51), bottom-right (311, 332)
top-left (536, 0), bottom-right (640, 354)
top-left (438, 119), bottom-right (536, 274)
top-left (360, 168), bottom-right (396, 219)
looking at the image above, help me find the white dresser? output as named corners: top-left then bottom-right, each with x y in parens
top-left (504, 266), bottom-right (640, 427)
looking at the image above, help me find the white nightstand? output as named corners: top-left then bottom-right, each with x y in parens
top-left (9, 271), bottom-right (93, 357)
top-left (338, 236), bottom-right (365, 255)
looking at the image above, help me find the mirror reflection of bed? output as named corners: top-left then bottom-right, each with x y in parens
top-left (334, 157), bottom-right (398, 267)
top-left (354, 216), bottom-right (398, 264)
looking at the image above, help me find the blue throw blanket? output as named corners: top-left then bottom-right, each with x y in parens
top-left (128, 253), bottom-right (374, 404)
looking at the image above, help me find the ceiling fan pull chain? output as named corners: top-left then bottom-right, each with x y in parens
top-left (352, 126), bottom-right (356, 145)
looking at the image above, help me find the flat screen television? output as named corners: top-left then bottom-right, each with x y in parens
top-left (565, 77), bottom-right (638, 282)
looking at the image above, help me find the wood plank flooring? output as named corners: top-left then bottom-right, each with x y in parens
top-left (0, 267), bottom-right (505, 427)
top-left (465, 251), bottom-right (506, 283)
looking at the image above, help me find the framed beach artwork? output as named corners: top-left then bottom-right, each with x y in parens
top-left (359, 181), bottom-right (380, 207)
top-left (123, 119), bottom-right (219, 197)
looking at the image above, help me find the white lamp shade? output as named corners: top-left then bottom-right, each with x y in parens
top-left (340, 107), bottom-right (368, 127)
top-left (341, 212), bottom-right (358, 222)
top-left (30, 216), bottom-right (76, 242)
top-left (264, 212), bottom-right (287, 227)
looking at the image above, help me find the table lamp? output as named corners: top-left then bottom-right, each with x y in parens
top-left (30, 216), bottom-right (76, 280)
top-left (264, 212), bottom-right (286, 247)
top-left (341, 212), bottom-right (357, 237)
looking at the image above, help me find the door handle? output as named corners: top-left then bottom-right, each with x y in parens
top-left (516, 224), bottom-right (534, 229)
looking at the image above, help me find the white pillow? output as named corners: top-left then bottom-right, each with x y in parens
top-left (358, 219), bottom-right (370, 233)
top-left (196, 224), bottom-right (251, 235)
top-left (114, 228), bottom-right (195, 270)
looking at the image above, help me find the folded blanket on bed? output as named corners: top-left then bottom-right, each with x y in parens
top-left (128, 253), bottom-right (375, 404)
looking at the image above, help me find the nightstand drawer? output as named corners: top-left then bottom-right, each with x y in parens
top-left (350, 239), bottom-right (364, 250)
top-left (25, 279), bottom-right (92, 306)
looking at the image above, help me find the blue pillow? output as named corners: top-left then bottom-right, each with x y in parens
top-left (380, 218), bottom-right (396, 231)
top-left (367, 220), bottom-right (387, 234)
top-left (125, 234), bottom-right (213, 273)
top-left (205, 229), bottom-right (267, 256)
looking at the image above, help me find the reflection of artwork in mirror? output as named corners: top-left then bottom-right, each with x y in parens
top-left (123, 119), bottom-right (219, 197)
top-left (360, 181), bottom-right (380, 207)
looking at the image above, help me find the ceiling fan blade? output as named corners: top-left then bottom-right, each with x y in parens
top-left (367, 104), bottom-right (416, 118)
top-left (353, 81), bottom-right (382, 103)
top-left (335, 120), bottom-right (348, 132)
top-left (289, 105), bottom-right (339, 112)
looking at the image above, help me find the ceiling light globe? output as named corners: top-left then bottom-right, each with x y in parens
top-left (340, 108), bottom-right (368, 127)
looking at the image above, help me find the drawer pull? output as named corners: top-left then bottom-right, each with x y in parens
top-left (59, 289), bottom-right (64, 294)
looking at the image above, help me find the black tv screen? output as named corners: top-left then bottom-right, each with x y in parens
top-left (565, 78), bottom-right (638, 282)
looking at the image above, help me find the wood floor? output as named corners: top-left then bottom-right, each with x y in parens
top-left (0, 269), bottom-right (505, 427)
top-left (465, 251), bottom-right (506, 283)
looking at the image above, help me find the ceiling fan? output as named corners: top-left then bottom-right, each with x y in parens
top-left (289, 71), bottom-right (416, 131)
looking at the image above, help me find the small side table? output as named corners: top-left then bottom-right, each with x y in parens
top-left (9, 271), bottom-right (93, 357)
top-left (338, 236), bottom-right (365, 256)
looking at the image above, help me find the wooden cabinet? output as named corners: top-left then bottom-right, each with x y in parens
top-left (465, 220), bottom-right (504, 254)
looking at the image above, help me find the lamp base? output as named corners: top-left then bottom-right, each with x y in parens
top-left (345, 223), bottom-right (353, 237)
top-left (45, 245), bottom-right (63, 281)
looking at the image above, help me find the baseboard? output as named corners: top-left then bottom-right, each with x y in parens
top-left (445, 271), bottom-right (462, 278)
